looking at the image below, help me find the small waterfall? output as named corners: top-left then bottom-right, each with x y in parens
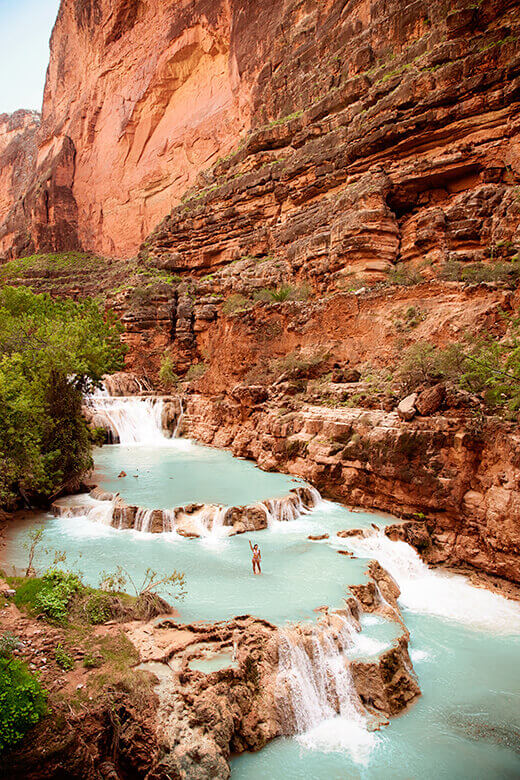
top-left (162, 509), bottom-right (177, 533)
top-left (276, 615), bottom-right (374, 759)
top-left (196, 505), bottom-right (231, 539)
top-left (173, 398), bottom-right (184, 438)
top-left (85, 499), bottom-right (114, 526)
top-left (135, 507), bottom-right (154, 532)
top-left (86, 387), bottom-right (167, 445)
top-left (259, 486), bottom-right (322, 528)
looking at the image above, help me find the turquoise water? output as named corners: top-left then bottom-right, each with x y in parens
top-left (3, 441), bottom-right (520, 778)
top-left (233, 612), bottom-right (520, 779)
top-left (93, 441), bottom-right (307, 508)
top-left (2, 500), bottom-right (390, 624)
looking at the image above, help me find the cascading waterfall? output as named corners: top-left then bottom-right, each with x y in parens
top-left (259, 486), bottom-right (322, 529)
top-left (84, 499), bottom-right (115, 526)
top-left (86, 387), bottom-right (167, 445)
top-left (162, 509), bottom-right (178, 533)
top-left (277, 614), bottom-right (375, 760)
top-left (135, 507), bottom-right (154, 533)
top-left (344, 531), bottom-right (520, 633)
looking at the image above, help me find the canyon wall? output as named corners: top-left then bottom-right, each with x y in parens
top-left (1, 0), bottom-right (519, 263)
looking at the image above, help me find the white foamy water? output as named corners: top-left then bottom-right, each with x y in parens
top-left (85, 386), bottom-right (184, 446)
top-left (344, 532), bottom-right (520, 634)
top-left (277, 615), bottom-right (376, 762)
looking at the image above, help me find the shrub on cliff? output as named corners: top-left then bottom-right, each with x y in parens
top-left (0, 285), bottom-right (126, 509)
top-left (397, 315), bottom-right (520, 411)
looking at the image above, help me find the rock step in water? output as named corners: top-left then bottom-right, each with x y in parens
top-left (51, 485), bottom-right (322, 537)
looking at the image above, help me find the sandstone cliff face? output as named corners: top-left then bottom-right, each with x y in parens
top-left (2, 0), bottom-right (519, 262)
top-left (0, 111), bottom-right (40, 258)
top-left (28, 0), bottom-right (261, 258)
top-left (145, 0), bottom-right (520, 283)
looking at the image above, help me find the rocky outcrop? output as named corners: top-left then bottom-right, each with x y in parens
top-left (144, 0), bottom-right (520, 286)
top-left (124, 564), bottom-right (419, 778)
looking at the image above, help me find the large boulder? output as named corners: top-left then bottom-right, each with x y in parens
top-left (415, 384), bottom-right (445, 416)
top-left (397, 393), bottom-right (417, 421)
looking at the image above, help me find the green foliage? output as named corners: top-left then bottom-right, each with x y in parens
top-left (159, 354), bottom-right (179, 388)
top-left (0, 656), bottom-right (47, 752)
top-left (54, 643), bottom-right (74, 671)
top-left (83, 652), bottom-right (102, 669)
top-left (0, 285), bottom-right (125, 508)
top-left (0, 252), bottom-right (104, 282)
top-left (254, 283), bottom-right (311, 303)
top-left (0, 633), bottom-right (21, 658)
top-left (397, 315), bottom-right (520, 411)
top-left (394, 306), bottom-right (427, 331)
top-left (33, 569), bottom-right (82, 622)
top-left (266, 110), bottom-right (303, 128)
top-left (85, 592), bottom-right (112, 625)
top-left (185, 364), bottom-right (207, 381)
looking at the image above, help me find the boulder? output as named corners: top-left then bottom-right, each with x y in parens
top-left (331, 368), bottom-right (361, 383)
top-left (415, 384), bottom-right (445, 416)
top-left (397, 393), bottom-right (417, 421)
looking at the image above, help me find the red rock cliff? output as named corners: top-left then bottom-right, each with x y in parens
top-left (1, 0), bottom-right (519, 262)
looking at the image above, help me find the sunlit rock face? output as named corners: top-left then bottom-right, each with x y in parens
top-left (28, 0), bottom-right (262, 258)
top-left (3, 0), bottom-right (520, 261)
top-left (0, 110), bottom-right (40, 259)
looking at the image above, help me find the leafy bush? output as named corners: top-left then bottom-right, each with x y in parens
top-left (185, 364), bottom-right (207, 381)
top-left (159, 354), bottom-right (179, 388)
top-left (397, 314), bottom-right (520, 411)
top-left (439, 259), bottom-right (520, 285)
top-left (254, 283), bottom-right (310, 303)
top-left (54, 644), bottom-right (74, 671)
top-left (33, 569), bottom-right (82, 622)
top-left (0, 657), bottom-right (47, 752)
top-left (0, 286), bottom-right (125, 509)
top-left (85, 592), bottom-right (112, 625)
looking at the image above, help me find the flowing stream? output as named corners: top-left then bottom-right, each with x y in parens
top-left (3, 392), bottom-right (520, 778)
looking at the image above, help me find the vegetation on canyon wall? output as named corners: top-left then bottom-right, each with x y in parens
top-left (0, 286), bottom-right (125, 510)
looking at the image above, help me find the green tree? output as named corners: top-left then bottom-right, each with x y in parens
top-left (0, 286), bottom-right (125, 508)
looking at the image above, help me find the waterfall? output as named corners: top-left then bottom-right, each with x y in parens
top-left (162, 509), bottom-right (177, 533)
top-left (276, 615), bottom-right (375, 760)
top-left (173, 398), bottom-right (184, 438)
top-left (84, 499), bottom-right (114, 526)
top-left (86, 388), bottom-right (167, 445)
top-left (344, 532), bottom-right (520, 634)
top-left (135, 507), bottom-right (154, 533)
top-left (196, 505), bottom-right (231, 540)
top-left (259, 486), bottom-right (322, 529)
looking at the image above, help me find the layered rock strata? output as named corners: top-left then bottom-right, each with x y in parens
top-left (2, 0), bottom-right (519, 263)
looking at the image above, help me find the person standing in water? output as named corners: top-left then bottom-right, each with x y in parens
top-left (249, 540), bottom-right (261, 574)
